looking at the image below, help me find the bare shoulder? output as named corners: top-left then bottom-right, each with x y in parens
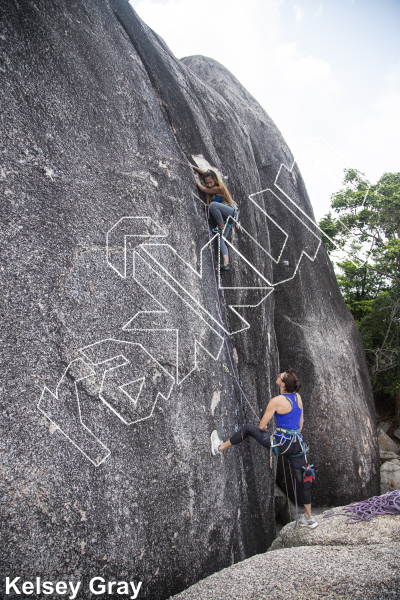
top-left (271, 394), bottom-right (289, 408)
top-left (269, 394), bottom-right (282, 405)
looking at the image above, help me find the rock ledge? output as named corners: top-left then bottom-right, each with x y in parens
top-left (170, 508), bottom-right (400, 600)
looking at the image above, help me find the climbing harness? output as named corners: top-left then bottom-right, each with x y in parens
top-left (269, 426), bottom-right (308, 466)
top-left (273, 427), bottom-right (315, 528)
top-left (323, 489), bottom-right (400, 524)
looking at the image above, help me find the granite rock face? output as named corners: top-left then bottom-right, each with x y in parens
top-left (170, 511), bottom-right (400, 600)
top-left (0, 0), bottom-right (378, 598)
top-left (182, 55), bottom-right (380, 506)
top-left (269, 508), bottom-right (400, 551)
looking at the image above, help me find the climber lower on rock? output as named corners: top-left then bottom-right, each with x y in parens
top-left (192, 165), bottom-right (237, 271)
top-left (211, 368), bottom-right (318, 529)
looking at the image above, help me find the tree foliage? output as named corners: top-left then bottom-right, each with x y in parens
top-left (319, 169), bottom-right (400, 420)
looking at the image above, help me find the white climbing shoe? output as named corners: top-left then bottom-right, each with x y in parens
top-left (298, 515), bottom-right (318, 529)
top-left (211, 430), bottom-right (222, 456)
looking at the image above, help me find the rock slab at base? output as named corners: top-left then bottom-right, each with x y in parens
top-left (269, 509), bottom-right (400, 550)
top-left (170, 511), bottom-right (400, 600)
top-left (169, 543), bottom-right (400, 600)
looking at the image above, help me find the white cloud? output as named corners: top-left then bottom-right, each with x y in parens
top-left (132, 0), bottom-right (342, 136)
top-left (313, 4), bottom-right (323, 18)
top-left (386, 61), bottom-right (400, 86)
top-left (272, 42), bottom-right (340, 90)
top-left (133, 0), bottom-right (282, 64)
top-left (343, 87), bottom-right (400, 181)
top-left (294, 4), bottom-right (304, 24)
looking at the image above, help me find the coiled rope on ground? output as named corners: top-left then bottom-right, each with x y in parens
top-left (323, 489), bottom-right (400, 524)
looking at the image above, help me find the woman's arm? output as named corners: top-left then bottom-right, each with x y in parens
top-left (191, 165), bottom-right (205, 175)
top-left (259, 396), bottom-right (279, 431)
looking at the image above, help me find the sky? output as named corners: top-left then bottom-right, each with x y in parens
top-left (129, 0), bottom-right (400, 222)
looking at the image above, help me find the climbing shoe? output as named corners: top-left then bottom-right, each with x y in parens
top-left (212, 227), bottom-right (222, 234)
top-left (211, 430), bottom-right (222, 455)
top-left (220, 264), bottom-right (231, 271)
top-left (298, 515), bottom-right (318, 529)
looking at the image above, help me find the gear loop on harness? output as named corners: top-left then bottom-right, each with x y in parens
top-left (269, 426), bottom-right (308, 466)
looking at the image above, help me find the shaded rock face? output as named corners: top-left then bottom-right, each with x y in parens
top-left (0, 1), bottom-right (378, 599)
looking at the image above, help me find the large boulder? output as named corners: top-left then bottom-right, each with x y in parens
top-left (0, 0), bottom-right (378, 597)
top-left (182, 55), bottom-right (380, 508)
top-left (269, 508), bottom-right (400, 550)
top-left (170, 545), bottom-right (400, 600)
top-left (171, 510), bottom-right (400, 599)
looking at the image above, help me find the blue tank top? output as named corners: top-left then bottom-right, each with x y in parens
top-left (275, 392), bottom-right (302, 430)
top-left (213, 195), bottom-right (224, 203)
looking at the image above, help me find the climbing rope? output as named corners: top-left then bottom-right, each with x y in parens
top-left (323, 489), bottom-right (400, 524)
top-left (281, 455), bottom-right (300, 526)
top-left (204, 203), bottom-right (260, 422)
top-left (202, 197), bottom-right (308, 529)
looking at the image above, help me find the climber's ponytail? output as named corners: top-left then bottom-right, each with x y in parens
top-left (281, 368), bottom-right (301, 393)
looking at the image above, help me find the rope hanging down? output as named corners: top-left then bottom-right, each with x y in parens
top-left (203, 198), bottom-right (307, 527)
top-left (323, 489), bottom-right (400, 524)
top-left (204, 204), bottom-right (260, 421)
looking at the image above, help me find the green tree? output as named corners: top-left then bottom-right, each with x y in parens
top-left (319, 169), bottom-right (400, 422)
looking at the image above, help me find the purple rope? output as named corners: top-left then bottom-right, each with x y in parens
top-left (323, 489), bottom-right (400, 524)
top-left (205, 206), bottom-right (260, 422)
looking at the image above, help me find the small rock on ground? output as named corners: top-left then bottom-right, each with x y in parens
top-left (381, 461), bottom-right (400, 494)
top-left (378, 428), bottom-right (400, 454)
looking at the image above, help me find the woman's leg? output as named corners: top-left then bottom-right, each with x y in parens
top-left (291, 467), bottom-right (312, 518)
top-left (209, 202), bottom-right (224, 228)
top-left (286, 444), bottom-right (316, 524)
top-left (219, 424), bottom-right (271, 452)
top-left (209, 203), bottom-right (235, 265)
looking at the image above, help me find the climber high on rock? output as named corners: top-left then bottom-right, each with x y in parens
top-left (211, 368), bottom-right (319, 529)
top-left (192, 165), bottom-right (237, 271)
